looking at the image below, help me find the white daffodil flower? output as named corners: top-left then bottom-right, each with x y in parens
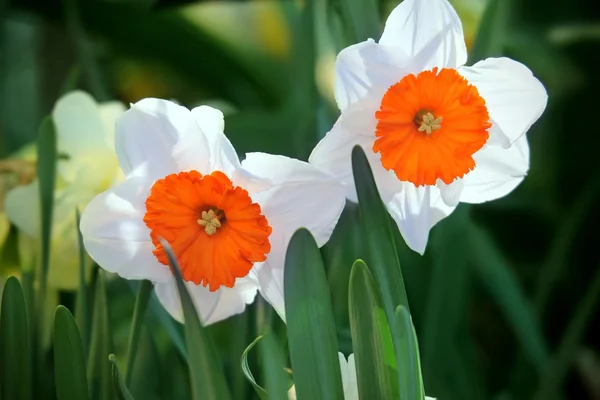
top-left (80, 99), bottom-right (345, 325)
top-left (287, 352), bottom-right (436, 400)
top-left (309, 0), bottom-right (547, 254)
top-left (4, 91), bottom-right (125, 288)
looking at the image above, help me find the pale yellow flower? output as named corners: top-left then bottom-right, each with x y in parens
top-left (4, 91), bottom-right (125, 289)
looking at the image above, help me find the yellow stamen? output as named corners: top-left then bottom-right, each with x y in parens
top-left (197, 209), bottom-right (222, 235)
top-left (418, 112), bottom-right (443, 135)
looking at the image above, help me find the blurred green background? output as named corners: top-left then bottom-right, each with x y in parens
top-left (1, 0), bottom-right (599, 399)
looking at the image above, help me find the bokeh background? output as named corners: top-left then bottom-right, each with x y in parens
top-left (1, 0), bottom-right (599, 399)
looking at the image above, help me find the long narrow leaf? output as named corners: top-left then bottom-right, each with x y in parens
top-left (284, 228), bottom-right (344, 400)
top-left (260, 332), bottom-right (289, 400)
top-left (0, 276), bottom-right (31, 400)
top-left (75, 209), bottom-right (89, 355)
top-left (160, 239), bottom-right (231, 400)
top-left (108, 355), bottom-right (135, 400)
top-left (348, 260), bottom-right (399, 400)
top-left (395, 306), bottom-right (424, 400)
top-left (241, 335), bottom-right (268, 400)
top-left (53, 306), bottom-right (89, 400)
top-left (124, 279), bottom-right (152, 387)
top-left (87, 271), bottom-right (114, 400)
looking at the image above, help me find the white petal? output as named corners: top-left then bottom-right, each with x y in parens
top-left (79, 177), bottom-right (171, 282)
top-left (379, 0), bottom-right (467, 70)
top-left (115, 98), bottom-right (210, 180)
top-left (339, 353), bottom-right (359, 400)
top-left (309, 99), bottom-right (381, 202)
top-left (4, 183), bottom-right (40, 237)
top-left (438, 179), bottom-right (464, 207)
top-left (191, 106), bottom-right (241, 176)
top-left (244, 153), bottom-right (346, 247)
top-left (243, 154), bottom-right (346, 320)
top-left (334, 39), bottom-right (412, 111)
top-left (154, 275), bottom-right (258, 325)
top-left (387, 184), bottom-right (456, 254)
top-left (458, 57), bottom-right (547, 147)
top-left (52, 91), bottom-right (111, 158)
top-left (460, 135), bottom-right (530, 203)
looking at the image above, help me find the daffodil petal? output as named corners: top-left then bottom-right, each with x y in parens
top-left (242, 153), bottom-right (346, 246)
top-left (386, 184), bottom-right (456, 254)
top-left (79, 176), bottom-right (172, 283)
top-left (309, 99), bottom-right (383, 202)
top-left (458, 57), bottom-right (547, 147)
top-left (4, 183), bottom-right (40, 237)
top-left (242, 153), bottom-right (346, 321)
top-left (116, 98), bottom-right (210, 180)
top-left (191, 106), bottom-right (241, 176)
top-left (339, 353), bottom-right (359, 400)
top-left (438, 178), bottom-right (464, 207)
top-left (379, 0), bottom-right (467, 70)
top-left (460, 135), bottom-right (530, 203)
top-left (53, 91), bottom-right (111, 159)
top-left (154, 275), bottom-right (258, 325)
top-left (334, 39), bottom-right (412, 111)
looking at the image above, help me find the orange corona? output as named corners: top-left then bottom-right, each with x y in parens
top-left (374, 67), bottom-right (492, 186)
top-left (144, 170), bottom-right (272, 291)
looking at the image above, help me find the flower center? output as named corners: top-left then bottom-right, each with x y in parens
top-left (197, 209), bottom-right (223, 235)
top-left (144, 170), bottom-right (272, 291)
top-left (373, 67), bottom-right (491, 187)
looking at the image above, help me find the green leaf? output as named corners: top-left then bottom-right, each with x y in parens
top-left (351, 146), bottom-right (409, 319)
top-left (469, 222), bottom-right (549, 371)
top-left (0, 276), bottom-right (31, 400)
top-left (260, 332), bottom-right (289, 400)
top-left (241, 335), bottom-right (268, 400)
top-left (336, 0), bottom-right (381, 45)
top-left (124, 279), bottom-right (152, 387)
top-left (53, 306), bottom-right (89, 400)
top-left (348, 260), bottom-right (399, 400)
top-left (36, 117), bottom-right (56, 322)
top-left (87, 272), bottom-right (114, 400)
top-left (468, 0), bottom-right (511, 64)
top-left (75, 209), bottom-right (89, 355)
top-left (533, 266), bottom-right (600, 400)
top-left (422, 206), bottom-right (471, 397)
top-left (108, 355), bottom-right (135, 400)
top-left (284, 228), bottom-right (344, 400)
top-left (161, 239), bottom-right (231, 400)
top-left (394, 306), bottom-right (424, 400)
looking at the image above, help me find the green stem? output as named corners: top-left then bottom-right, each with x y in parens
top-left (124, 280), bottom-right (152, 387)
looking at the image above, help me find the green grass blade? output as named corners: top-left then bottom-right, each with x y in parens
top-left (160, 239), bottom-right (231, 400)
top-left (53, 306), bottom-right (89, 400)
top-left (260, 332), bottom-right (289, 400)
top-left (422, 206), bottom-right (470, 393)
top-left (87, 272), bottom-right (114, 400)
top-left (75, 209), bottom-right (89, 355)
top-left (36, 117), bottom-right (56, 325)
top-left (533, 266), bottom-right (600, 400)
top-left (351, 146), bottom-right (409, 318)
top-left (108, 355), bottom-right (135, 400)
top-left (240, 335), bottom-right (268, 400)
top-left (469, 222), bottom-right (549, 371)
top-left (395, 306), bottom-right (424, 400)
top-left (124, 279), bottom-right (152, 387)
top-left (0, 276), bottom-right (31, 400)
top-left (284, 228), bottom-right (344, 400)
top-left (348, 260), bottom-right (399, 400)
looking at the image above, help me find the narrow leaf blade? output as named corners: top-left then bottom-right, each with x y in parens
top-left (348, 260), bottom-right (398, 400)
top-left (284, 228), bottom-right (344, 400)
top-left (53, 306), bottom-right (89, 400)
top-left (161, 240), bottom-right (231, 400)
top-left (0, 276), bottom-right (31, 400)
top-left (394, 306), bottom-right (424, 400)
